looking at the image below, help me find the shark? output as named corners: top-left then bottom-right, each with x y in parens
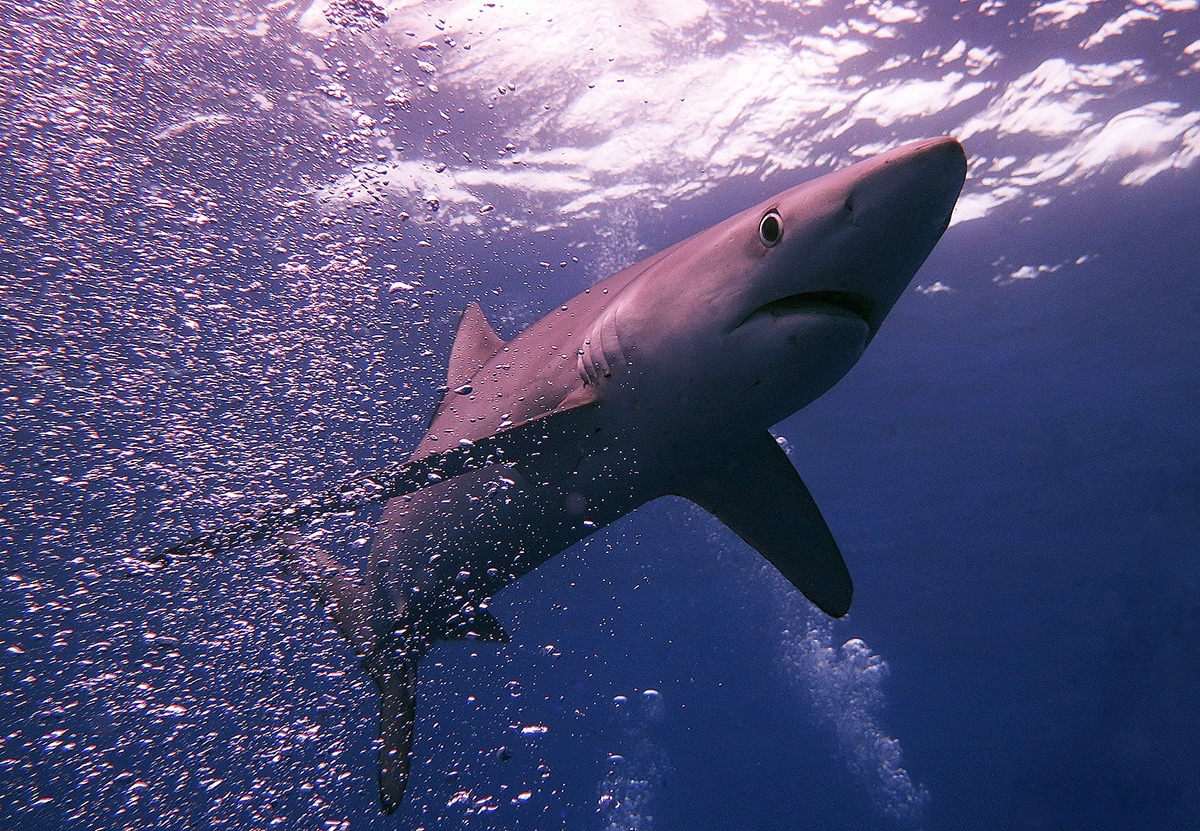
top-left (165, 136), bottom-right (967, 813)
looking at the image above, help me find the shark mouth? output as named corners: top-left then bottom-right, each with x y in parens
top-left (745, 290), bottom-right (877, 331)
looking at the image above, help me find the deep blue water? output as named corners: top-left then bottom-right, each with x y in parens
top-left (3, 1), bottom-right (1199, 829)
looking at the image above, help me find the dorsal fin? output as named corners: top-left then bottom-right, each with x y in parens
top-left (446, 302), bottom-right (505, 389)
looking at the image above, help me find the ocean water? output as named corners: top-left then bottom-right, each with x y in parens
top-left (2, 1), bottom-right (1199, 830)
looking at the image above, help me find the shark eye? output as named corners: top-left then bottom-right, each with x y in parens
top-left (758, 210), bottom-right (783, 248)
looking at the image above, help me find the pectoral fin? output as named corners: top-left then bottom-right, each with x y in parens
top-left (676, 433), bottom-right (853, 617)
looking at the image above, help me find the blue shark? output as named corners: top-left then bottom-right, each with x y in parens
top-left (166, 136), bottom-right (967, 812)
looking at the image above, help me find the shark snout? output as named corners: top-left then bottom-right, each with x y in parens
top-left (846, 137), bottom-right (966, 231)
top-left (733, 138), bottom-right (966, 340)
top-left (823, 137), bottom-right (967, 330)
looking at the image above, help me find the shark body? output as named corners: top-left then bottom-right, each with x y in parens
top-left (172, 136), bottom-right (967, 812)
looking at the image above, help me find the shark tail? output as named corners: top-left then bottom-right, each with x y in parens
top-left (366, 643), bottom-right (418, 815)
top-left (279, 533), bottom-right (419, 813)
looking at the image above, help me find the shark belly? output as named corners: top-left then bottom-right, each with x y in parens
top-left (369, 451), bottom-right (650, 640)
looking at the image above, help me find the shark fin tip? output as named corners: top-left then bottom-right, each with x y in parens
top-left (815, 593), bottom-right (852, 619)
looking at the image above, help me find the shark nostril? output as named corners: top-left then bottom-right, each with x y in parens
top-left (844, 194), bottom-right (854, 212)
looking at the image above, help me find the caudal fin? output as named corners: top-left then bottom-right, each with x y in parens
top-left (280, 533), bottom-right (417, 811)
top-left (366, 644), bottom-right (419, 814)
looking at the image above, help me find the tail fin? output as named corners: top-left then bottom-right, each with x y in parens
top-left (280, 533), bottom-right (420, 812)
top-left (365, 639), bottom-right (418, 814)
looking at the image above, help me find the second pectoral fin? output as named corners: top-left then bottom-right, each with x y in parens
top-left (442, 608), bottom-right (511, 643)
top-left (676, 433), bottom-right (853, 618)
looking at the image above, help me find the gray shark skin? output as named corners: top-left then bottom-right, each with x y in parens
top-left (168, 136), bottom-right (966, 813)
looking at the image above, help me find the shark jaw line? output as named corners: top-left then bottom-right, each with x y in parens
top-left (741, 290), bottom-right (878, 333)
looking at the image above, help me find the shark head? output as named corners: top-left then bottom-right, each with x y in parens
top-left (595, 137), bottom-right (967, 433)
